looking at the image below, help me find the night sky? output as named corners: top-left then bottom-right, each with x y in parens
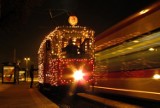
top-left (0, 0), bottom-right (158, 66)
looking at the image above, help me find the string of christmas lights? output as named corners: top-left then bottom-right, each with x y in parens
top-left (38, 25), bottom-right (95, 86)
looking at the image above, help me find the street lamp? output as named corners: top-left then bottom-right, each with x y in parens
top-left (24, 57), bottom-right (30, 81)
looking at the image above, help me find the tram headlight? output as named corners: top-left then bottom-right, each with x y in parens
top-left (153, 74), bottom-right (160, 79)
top-left (73, 70), bottom-right (84, 81)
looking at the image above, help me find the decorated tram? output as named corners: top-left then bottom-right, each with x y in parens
top-left (38, 16), bottom-right (95, 93)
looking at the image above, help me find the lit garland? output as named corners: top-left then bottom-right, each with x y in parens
top-left (38, 25), bottom-right (95, 85)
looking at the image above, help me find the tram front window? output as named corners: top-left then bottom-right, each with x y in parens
top-left (62, 39), bottom-right (79, 58)
top-left (62, 38), bottom-right (92, 58)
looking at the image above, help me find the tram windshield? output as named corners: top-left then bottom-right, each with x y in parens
top-left (61, 37), bottom-right (93, 58)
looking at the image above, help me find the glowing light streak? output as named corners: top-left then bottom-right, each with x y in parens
top-left (148, 47), bottom-right (155, 51)
top-left (93, 86), bottom-right (160, 95)
top-left (139, 9), bottom-right (149, 15)
top-left (153, 74), bottom-right (160, 79)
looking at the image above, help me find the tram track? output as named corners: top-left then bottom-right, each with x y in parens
top-left (77, 93), bottom-right (141, 108)
top-left (39, 85), bottom-right (160, 108)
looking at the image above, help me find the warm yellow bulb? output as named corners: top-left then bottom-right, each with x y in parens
top-left (73, 70), bottom-right (84, 81)
top-left (153, 74), bottom-right (160, 79)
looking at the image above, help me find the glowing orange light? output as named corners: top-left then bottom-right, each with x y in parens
top-left (153, 74), bottom-right (160, 79)
top-left (73, 70), bottom-right (84, 80)
top-left (68, 16), bottom-right (78, 26)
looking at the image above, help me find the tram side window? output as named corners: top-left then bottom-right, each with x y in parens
top-left (46, 40), bottom-right (51, 50)
top-left (80, 38), bottom-right (91, 58)
top-left (51, 37), bottom-right (59, 58)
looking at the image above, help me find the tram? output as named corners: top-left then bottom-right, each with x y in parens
top-left (93, 1), bottom-right (160, 101)
top-left (38, 16), bottom-right (95, 93)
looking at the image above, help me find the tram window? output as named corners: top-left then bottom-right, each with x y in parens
top-left (62, 38), bottom-right (93, 58)
top-left (62, 39), bottom-right (79, 58)
top-left (46, 40), bottom-right (51, 50)
top-left (78, 38), bottom-right (93, 58)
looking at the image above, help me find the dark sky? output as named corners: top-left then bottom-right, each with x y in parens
top-left (0, 0), bottom-right (158, 66)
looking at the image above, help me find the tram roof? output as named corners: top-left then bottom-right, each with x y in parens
top-left (38, 25), bottom-right (95, 54)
